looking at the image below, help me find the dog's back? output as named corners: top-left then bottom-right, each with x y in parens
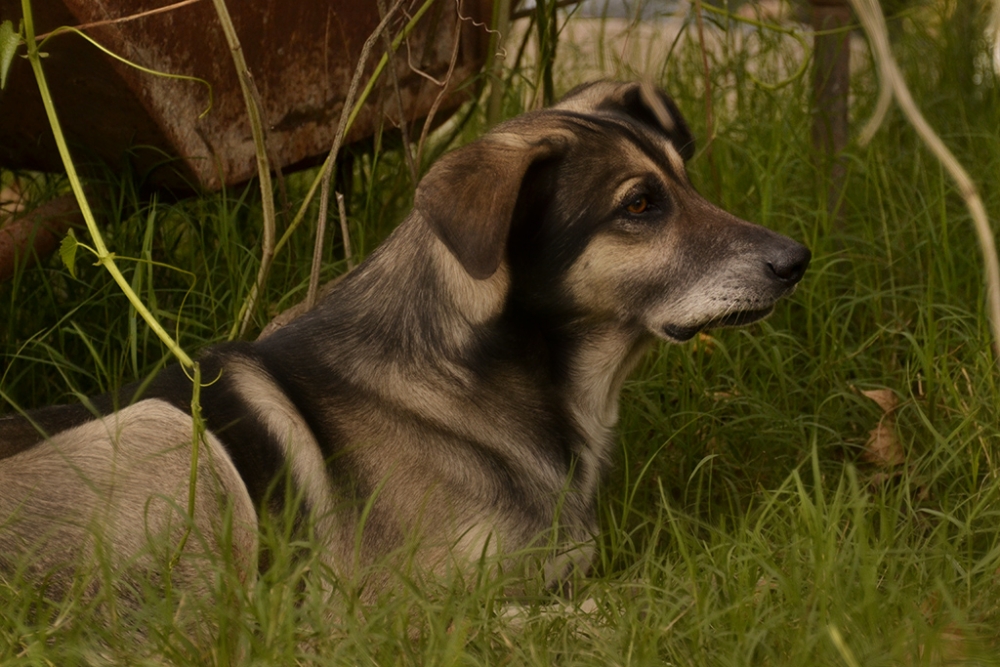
top-left (0, 81), bottom-right (809, 600)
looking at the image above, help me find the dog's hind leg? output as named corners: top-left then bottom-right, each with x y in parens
top-left (0, 399), bottom-right (258, 604)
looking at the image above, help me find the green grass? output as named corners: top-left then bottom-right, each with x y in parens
top-left (3, 1), bottom-right (1000, 664)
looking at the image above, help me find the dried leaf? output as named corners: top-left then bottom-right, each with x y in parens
top-left (863, 421), bottom-right (904, 467)
top-left (861, 388), bottom-right (904, 467)
top-left (861, 388), bottom-right (897, 414)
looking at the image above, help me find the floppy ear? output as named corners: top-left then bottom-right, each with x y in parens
top-left (414, 136), bottom-right (564, 280)
top-left (561, 80), bottom-right (695, 161)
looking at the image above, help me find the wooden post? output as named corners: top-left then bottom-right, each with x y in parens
top-left (486, 0), bottom-right (512, 127)
top-left (811, 0), bottom-right (851, 222)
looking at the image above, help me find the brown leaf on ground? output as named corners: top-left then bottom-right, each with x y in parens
top-left (861, 388), bottom-right (897, 414)
top-left (861, 389), bottom-right (904, 467)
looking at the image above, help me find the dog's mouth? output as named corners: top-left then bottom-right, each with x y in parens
top-left (661, 306), bottom-right (775, 342)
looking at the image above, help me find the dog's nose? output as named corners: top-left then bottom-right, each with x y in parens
top-left (767, 243), bottom-right (811, 285)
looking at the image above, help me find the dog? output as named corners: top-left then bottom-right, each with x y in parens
top-left (0, 81), bottom-right (810, 605)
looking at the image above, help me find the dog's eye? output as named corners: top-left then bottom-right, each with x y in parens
top-left (626, 195), bottom-right (650, 214)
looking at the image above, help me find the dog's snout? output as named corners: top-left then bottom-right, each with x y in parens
top-left (766, 243), bottom-right (811, 285)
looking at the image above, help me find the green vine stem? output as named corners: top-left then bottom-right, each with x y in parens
top-left (21, 0), bottom-right (205, 560)
top-left (38, 26), bottom-right (213, 117)
top-left (209, 0), bottom-right (277, 337)
top-left (268, 0), bottom-right (439, 262)
top-left (169, 361), bottom-right (204, 573)
top-left (20, 0), bottom-right (194, 368)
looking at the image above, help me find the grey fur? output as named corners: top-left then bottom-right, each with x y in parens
top-left (0, 81), bottom-right (809, 604)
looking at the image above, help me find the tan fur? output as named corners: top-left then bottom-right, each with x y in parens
top-left (0, 81), bottom-right (809, 619)
top-left (0, 400), bottom-right (257, 598)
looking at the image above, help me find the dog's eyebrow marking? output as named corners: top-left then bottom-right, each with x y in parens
top-left (612, 176), bottom-right (650, 203)
top-left (633, 126), bottom-right (689, 182)
top-left (552, 109), bottom-right (688, 183)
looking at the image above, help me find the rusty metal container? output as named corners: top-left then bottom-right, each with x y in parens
top-left (0, 0), bottom-right (493, 191)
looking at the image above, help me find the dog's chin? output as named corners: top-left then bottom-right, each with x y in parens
top-left (659, 306), bottom-right (775, 343)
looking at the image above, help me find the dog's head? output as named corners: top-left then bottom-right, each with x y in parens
top-left (414, 80), bottom-right (810, 342)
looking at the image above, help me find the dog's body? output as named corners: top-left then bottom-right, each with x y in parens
top-left (0, 81), bottom-right (809, 600)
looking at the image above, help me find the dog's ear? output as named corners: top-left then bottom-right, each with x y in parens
top-left (559, 80), bottom-right (695, 161)
top-left (414, 136), bottom-right (564, 280)
top-left (633, 81), bottom-right (696, 161)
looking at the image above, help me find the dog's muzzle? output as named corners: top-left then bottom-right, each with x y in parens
top-left (661, 237), bottom-right (811, 343)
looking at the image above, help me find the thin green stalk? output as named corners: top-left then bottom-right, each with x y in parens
top-left (305, 0), bottom-right (403, 310)
top-left (169, 361), bottom-right (203, 572)
top-left (20, 0), bottom-right (193, 368)
top-left (270, 0), bottom-right (439, 261)
top-left (210, 0), bottom-right (277, 337)
top-left (38, 26), bottom-right (213, 117)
